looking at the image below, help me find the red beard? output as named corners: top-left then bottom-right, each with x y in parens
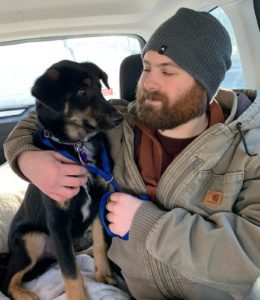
top-left (136, 82), bottom-right (207, 130)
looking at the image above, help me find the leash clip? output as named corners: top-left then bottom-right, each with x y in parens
top-left (43, 129), bottom-right (50, 138)
top-left (106, 176), bottom-right (114, 184)
top-left (75, 143), bottom-right (88, 166)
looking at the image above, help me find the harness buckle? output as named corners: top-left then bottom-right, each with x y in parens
top-left (106, 176), bottom-right (114, 184)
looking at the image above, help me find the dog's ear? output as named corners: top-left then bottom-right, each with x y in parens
top-left (31, 68), bottom-right (64, 112)
top-left (81, 63), bottom-right (110, 89)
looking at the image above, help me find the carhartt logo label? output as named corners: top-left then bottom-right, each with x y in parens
top-left (204, 190), bottom-right (223, 207)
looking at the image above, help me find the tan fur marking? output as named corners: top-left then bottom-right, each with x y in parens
top-left (65, 108), bottom-right (96, 141)
top-left (57, 199), bottom-right (71, 210)
top-left (69, 112), bottom-right (85, 125)
top-left (47, 68), bottom-right (59, 80)
top-left (8, 264), bottom-right (39, 300)
top-left (23, 232), bottom-right (47, 263)
top-left (64, 271), bottom-right (88, 300)
top-left (92, 217), bottom-right (117, 285)
top-left (82, 108), bottom-right (97, 127)
top-left (65, 123), bottom-right (85, 141)
top-left (69, 108), bottom-right (97, 128)
top-left (83, 78), bottom-right (91, 87)
top-left (64, 101), bottom-right (70, 115)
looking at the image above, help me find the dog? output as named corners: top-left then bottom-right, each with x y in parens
top-left (2, 60), bottom-right (123, 300)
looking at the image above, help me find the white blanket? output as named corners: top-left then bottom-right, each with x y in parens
top-left (0, 163), bottom-right (28, 253)
top-left (0, 254), bottom-right (131, 300)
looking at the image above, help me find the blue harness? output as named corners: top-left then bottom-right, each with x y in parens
top-left (39, 129), bottom-right (149, 240)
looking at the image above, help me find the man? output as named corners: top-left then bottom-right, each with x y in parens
top-left (4, 7), bottom-right (260, 300)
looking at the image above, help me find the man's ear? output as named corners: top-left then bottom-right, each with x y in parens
top-left (31, 68), bottom-right (64, 112)
top-left (81, 62), bottom-right (110, 89)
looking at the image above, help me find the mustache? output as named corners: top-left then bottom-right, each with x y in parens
top-left (137, 88), bottom-right (168, 102)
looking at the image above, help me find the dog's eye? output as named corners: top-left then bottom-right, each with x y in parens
top-left (77, 87), bottom-right (88, 97)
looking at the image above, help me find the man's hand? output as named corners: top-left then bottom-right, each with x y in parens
top-left (18, 150), bottom-right (88, 201)
top-left (106, 192), bottom-right (142, 237)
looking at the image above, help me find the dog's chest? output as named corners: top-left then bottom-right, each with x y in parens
top-left (78, 143), bottom-right (97, 222)
top-left (80, 184), bottom-right (93, 221)
top-left (67, 184), bottom-right (96, 237)
top-left (71, 170), bottom-right (101, 226)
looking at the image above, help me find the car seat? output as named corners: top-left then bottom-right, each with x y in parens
top-left (119, 54), bottom-right (143, 101)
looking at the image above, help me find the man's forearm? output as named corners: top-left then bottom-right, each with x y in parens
top-left (4, 112), bottom-right (40, 179)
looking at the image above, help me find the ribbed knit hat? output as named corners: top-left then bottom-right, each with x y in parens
top-left (142, 8), bottom-right (232, 100)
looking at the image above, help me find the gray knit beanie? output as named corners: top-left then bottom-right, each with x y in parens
top-left (142, 8), bottom-right (232, 100)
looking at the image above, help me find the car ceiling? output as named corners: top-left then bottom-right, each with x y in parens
top-left (0, 0), bottom-right (241, 43)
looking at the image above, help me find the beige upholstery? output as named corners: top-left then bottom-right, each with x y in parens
top-left (0, 163), bottom-right (28, 252)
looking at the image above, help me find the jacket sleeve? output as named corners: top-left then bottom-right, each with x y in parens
top-left (3, 112), bottom-right (40, 179)
top-left (129, 162), bottom-right (260, 287)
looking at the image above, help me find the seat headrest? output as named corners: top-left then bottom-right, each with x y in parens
top-left (119, 54), bottom-right (143, 101)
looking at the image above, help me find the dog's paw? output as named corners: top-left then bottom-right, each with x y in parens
top-left (95, 261), bottom-right (117, 285)
top-left (96, 269), bottom-right (117, 285)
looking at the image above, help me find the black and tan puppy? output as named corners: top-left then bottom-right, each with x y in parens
top-left (3, 60), bottom-right (123, 300)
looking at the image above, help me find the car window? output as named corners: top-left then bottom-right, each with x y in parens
top-left (0, 35), bottom-right (142, 116)
top-left (210, 7), bottom-right (246, 89)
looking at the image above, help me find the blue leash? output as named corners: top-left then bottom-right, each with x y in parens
top-left (39, 129), bottom-right (149, 240)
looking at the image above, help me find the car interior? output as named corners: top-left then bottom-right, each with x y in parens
top-left (0, 0), bottom-right (259, 298)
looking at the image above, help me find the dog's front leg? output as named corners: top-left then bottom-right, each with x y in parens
top-left (92, 216), bottom-right (117, 285)
top-left (46, 204), bottom-right (88, 300)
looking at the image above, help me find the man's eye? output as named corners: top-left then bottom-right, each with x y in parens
top-left (142, 68), bottom-right (150, 73)
top-left (77, 87), bottom-right (88, 96)
top-left (162, 71), bottom-right (174, 76)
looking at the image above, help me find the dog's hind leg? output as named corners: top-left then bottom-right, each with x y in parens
top-left (5, 232), bottom-right (48, 300)
top-left (92, 217), bottom-right (117, 285)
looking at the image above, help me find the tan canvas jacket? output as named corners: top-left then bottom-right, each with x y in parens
top-left (4, 89), bottom-right (260, 299)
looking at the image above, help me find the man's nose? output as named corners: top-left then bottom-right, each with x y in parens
top-left (143, 72), bottom-right (160, 91)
